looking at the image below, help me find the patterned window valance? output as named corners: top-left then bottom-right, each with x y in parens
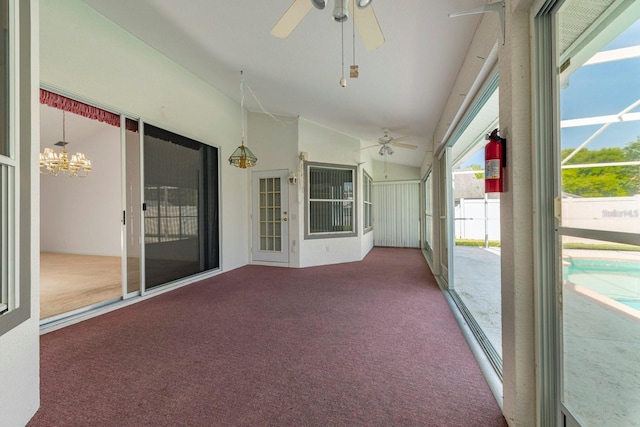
top-left (40, 89), bottom-right (138, 132)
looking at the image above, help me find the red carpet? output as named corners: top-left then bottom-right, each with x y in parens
top-left (29, 248), bottom-right (506, 426)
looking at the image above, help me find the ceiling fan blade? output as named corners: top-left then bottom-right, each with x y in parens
top-left (271, 0), bottom-right (313, 39)
top-left (354, 144), bottom-right (380, 152)
top-left (354, 4), bottom-right (385, 50)
top-left (391, 142), bottom-right (418, 150)
top-left (390, 135), bottom-right (413, 143)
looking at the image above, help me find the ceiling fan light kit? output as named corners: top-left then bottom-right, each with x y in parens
top-left (271, 0), bottom-right (384, 87)
top-left (311, 0), bottom-right (327, 10)
top-left (332, 0), bottom-right (349, 22)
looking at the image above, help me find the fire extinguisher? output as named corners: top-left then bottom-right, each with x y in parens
top-left (484, 129), bottom-right (506, 193)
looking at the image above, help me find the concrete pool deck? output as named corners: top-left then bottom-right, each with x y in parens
top-left (451, 245), bottom-right (640, 426)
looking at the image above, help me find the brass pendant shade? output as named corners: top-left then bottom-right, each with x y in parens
top-left (228, 141), bottom-right (257, 169)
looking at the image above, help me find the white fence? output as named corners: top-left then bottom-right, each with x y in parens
top-left (454, 195), bottom-right (640, 242)
top-left (454, 198), bottom-right (501, 241)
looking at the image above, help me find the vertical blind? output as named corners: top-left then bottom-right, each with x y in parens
top-left (373, 181), bottom-right (420, 248)
top-left (308, 166), bottom-right (354, 234)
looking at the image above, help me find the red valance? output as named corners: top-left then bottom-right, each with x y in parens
top-left (40, 89), bottom-right (138, 132)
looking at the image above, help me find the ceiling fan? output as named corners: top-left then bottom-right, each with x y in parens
top-left (358, 128), bottom-right (418, 156)
top-left (271, 0), bottom-right (385, 51)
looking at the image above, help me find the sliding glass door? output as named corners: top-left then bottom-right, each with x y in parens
top-left (554, 2), bottom-right (640, 424)
top-left (142, 124), bottom-right (219, 290)
top-left (123, 118), bottom-right (141, 296)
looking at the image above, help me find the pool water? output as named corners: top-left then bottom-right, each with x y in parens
top-left (564, 257), bottom-right (640, 312)
top-left (616, 299), bottom-right (640, 311)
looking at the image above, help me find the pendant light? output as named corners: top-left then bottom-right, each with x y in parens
top-left (228, 71), bottom-right (258, 169)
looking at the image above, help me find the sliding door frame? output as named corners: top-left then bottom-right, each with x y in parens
top-left (139, 121), bottom-right (147, 296)
top-left (120, 115), bottom-right (144, 299)
top-left (532, 1), bottom-right (562, 423)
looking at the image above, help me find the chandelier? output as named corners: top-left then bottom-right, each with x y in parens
top-left (228, 71), bottom-right (258, 169)
top-left (39, 111), bottom-right (92, 177)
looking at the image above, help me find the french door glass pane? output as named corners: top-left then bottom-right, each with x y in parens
top-left (258, 177), bottom-right (282, 252)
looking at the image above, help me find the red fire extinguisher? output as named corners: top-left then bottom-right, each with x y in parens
top-left (485, 129), bottom-right (506, 193)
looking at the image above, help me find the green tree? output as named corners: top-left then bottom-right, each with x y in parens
top-left (561, 137), bottom-right (640, 197)
top-left (470, 164), bottom-right (484, 180)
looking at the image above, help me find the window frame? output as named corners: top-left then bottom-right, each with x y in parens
top-left (0, 0), bottom-right (12, 316)
top-left (305, 161), bottom-right (357, 239)
top-left (0, 0), bottom-right (32, 336)
top-left (363, 170), bottom-right (373, 234)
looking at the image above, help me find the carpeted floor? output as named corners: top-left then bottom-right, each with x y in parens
top-left (29, 247), bottom-right (506, 427)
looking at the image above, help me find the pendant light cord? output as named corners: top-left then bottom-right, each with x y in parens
top-left (62, 110), bottom-right (66, 142)
top-left (352, 3), bottom-right (356, 65)
top-left (341, 20), bottom-right (345, 81)
top-left (240, 70), bottom-right (246, 144)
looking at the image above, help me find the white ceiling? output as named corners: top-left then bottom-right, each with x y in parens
top-left (68, 0), bottom-right (486, 167)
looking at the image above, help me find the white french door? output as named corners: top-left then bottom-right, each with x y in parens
top-left (252, 170), bottom-right (289, 263)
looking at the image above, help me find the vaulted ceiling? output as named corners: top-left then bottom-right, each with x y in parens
top-left (78, 0), bottom-right (486, 167)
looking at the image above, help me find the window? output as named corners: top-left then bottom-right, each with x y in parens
top-left (424, 171), bottom-right (433, 255)
top-left (1, 0), bottom-right (32, 336)
top-left (0, 0), bottom-right (12, 316)
top-left (306, 162), bottom-right (357, 238)
top-left (363, 171), bottom-right (372, 233)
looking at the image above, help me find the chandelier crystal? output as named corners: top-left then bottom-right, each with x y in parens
top-left (39, 111), bottom-right (92, 177)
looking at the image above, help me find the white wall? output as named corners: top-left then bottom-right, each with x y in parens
top-left (297, 119), bottom-right (372, 267)
top-left (40, 0), bottom-right (248, 271)
top-left (247, 112), bottom-right (300, 266)
top-left (372, 159), bottom-right (421, 182)
top-left (0, 1), bottom-right (40, 425)
top-left (40, 117), bottom-right (121, 256)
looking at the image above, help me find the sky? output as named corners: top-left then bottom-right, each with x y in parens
top-left (459, 17), bottom-right (640, 169)
top-left (561, 19), bottom-right (640, 152)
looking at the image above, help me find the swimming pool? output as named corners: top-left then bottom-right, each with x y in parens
top-left (564, 257), bottom-right (640, 312)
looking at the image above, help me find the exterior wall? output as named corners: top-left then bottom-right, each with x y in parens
top-left (0, 1), bottom-right (40, 426)
top-left (39, 0), bottom-right (249, 272)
